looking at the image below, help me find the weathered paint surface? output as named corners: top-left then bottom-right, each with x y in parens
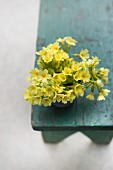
top-left (32, 0), bottom-right (113, 131)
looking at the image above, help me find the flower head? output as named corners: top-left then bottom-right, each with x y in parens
top-left (47, 42), bottom-right (60, 52)
top-left (39, 88), bottom-right (47, 97)
top-left (53, 85), bottom-right (64, 93)
top-left (62, 94), bottom-right (70, 104)
top-left (28, 84), bottom-right (37, 94)
top-left (58, 73), bottom-right (66, 82)
top-left (73, 71), bottom-right (82, 81)
top-left (92, 56), bottom-right (100, 67)
top-left (74, 84), bottom-right (85, 97)
top-left (46, 86), bottom-right (54, 96)
top-left (101, 89), bottom-right (110, 97)
top-left (56, 37), bottom-right (66, 45)
top-left (24, 89), bottom-right (33, 104)
top-left (42, 54), bottom-right (53, 63)
top-left (96, 80), bottom-right (104, 87)
top-left (42, 98), bottom-right (52, 106)
top-left (55, 53), bottom-right (64, 61)
top-left (70, 92), bottom-right (76, 103)
top-left (80, 49), bottom-right (90, 61)
top-left (79, 61), bottom-right (87, 69)
top-left (55, 94), bottom-right (64, 102)
top-left (30, 68), bottom-right (39, 79)
top-left (34, 96), bottom-right (42, 105)
top-left (102, 76), bottom-right (108, 84)
top-left (36, 48), bottom-right (47, 56)
top-left (72, 63), bottom-right (82, 71)
top-left (65, 36), bottom-right (78, 46)
top-left (100, 68), bottom-right (109, 76)
top-left (52, 74), bottom-right (61, 84)
top-left (97, 93), bottom-right (105, 101)
top-left (62, 51), bottom-right (69, 59)
top-left (82, 70), bottom-right (90, 82)
top-left (24, 36), bottom-right (110, 107)
top-left (56, 36), bottom-right (78, 46)
top-left (63, 67), bottom-right (72, 75)
top-left (38, 69), bottom-right (51, 83)
top-left (86, 92), bottom-right (94, 100)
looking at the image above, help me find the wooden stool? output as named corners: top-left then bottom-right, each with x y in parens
top-left (31, 0), bottom-right (113, 144)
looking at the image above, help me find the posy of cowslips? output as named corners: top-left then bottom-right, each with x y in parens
top-left (24, 36), bottom-right (110, 107)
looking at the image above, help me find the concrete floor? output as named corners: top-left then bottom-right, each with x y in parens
top-left (0, 0), bottom-right (113, 170)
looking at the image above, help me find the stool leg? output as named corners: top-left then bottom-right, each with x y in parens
top-left (82, 130), bottom-right (113, 144)
top-left (42, 131), bottom-right (76, 143)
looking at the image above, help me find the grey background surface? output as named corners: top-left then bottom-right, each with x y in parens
top-left (0, 0), bottom-right (113, 170)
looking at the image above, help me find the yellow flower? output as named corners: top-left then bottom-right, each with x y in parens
top-left (52, 74), bottom-right (61, 84)
top-left (63, 67), bottom-right (72, 75)
top-left (70, 92), bottom-right (76, 103)
top-left (38, 69), bottom-right (51, 83)
top-left (86, 92), bottom-right (94, 100)
top-left (55, 50), bottom-right (69, 60)
top-left (92, 68), bottom-right (98, 77)
top-left (39, 88), bottom-right (47, 97)
top-left (46, 86), bottom-right (54, 96)
top-left (28, 84), bottom-right (37, 94)
top-left (52, 96), bottom-right (57, 103)
top-left (65, 89), bottom-right (73, 95)
top-left (73, 71), bottom-right (82, 81)
top-left (79, 61), bottom-right (87, 69)
top-left (55, 53), bottom-right (64, 61)
top-left (24, 89), bottom-right (32, 99)
top-left (65, 36), bottom-right (78, 46)
top-left (27, 76), bottom-right (32, 82)
top-left (58, 73), bottom-right (66, 82)
top-left (30, 68), bottom-right (39, 78)
top-left (55, 94), bottom-right (64, 102)
top-left (30, 79), bottom-right (40, 85)
top-left (87, 56), bottom-right (100, 67)
top-left (87, 59), bottom-right (94, 67)
top-left (62, 94), bottom-right (70, 104)
top-left (96, 80), bottom-right (104, 87)
top-left (102, 76), bottom-right (108, 84)
top-left (45, 49), bottom-right (55, 56)
top-left (82, 70), bottom-right (90, 82)
top-left (36, 47), bottom-right (47, 56)
top-left (42, 54), bottom-right (53, 63)
top-left (24, 89), bottom-right (33, 104)
top-left (42, 98), bottom-right (52, 106)
top-left (101, 89), bottom-right (110, 97)
top-left (97, 93), bottom-right (105, 101)
top-left (52, 93), bottom-right (60, 103)
top-left (34, 96), bottom-right (42, 105)
top-left (100, 68), bottom-right (109, 76)
top-left (74, 84), bottom-right (85, 97)
top-left (87, 57), bottom-right (100, 67)
top-left (80, 49), bottom-right (90, 60)
top-left (37, 58), bottom-right (42, 67)
top-left (27, 98), bottom-right (33, 104)
top-left (62, 51), bottom-right (69, 59)
top-left (56, 37), bottom-right (66, 45)
top-left (53, 85), bottom-right (64, 93)
top-left (47, 42), bottom-right (60, 53)
top-left (72, 63), bottom-right (82, 71)
top-left (92, 56), bottom-right (100, 67)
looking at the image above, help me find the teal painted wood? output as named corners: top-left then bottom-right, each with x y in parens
top-left (42, 130), bottom-right (113, 144)
top-left (82, 130), bottom-right (113, 144)
top-left (42, 131), bottom-right (76, 143)
top-left (32, 0), bottom-right (113, 131)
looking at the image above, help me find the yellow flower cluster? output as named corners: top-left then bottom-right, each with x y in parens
top-left (24, 36), bottom-right (110, 106)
